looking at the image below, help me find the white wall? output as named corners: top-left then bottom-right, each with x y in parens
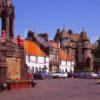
top-left (59, 60), bottom-right (74, 73)
top-left (37, 57), bottom-right (44, 63)
top-left (59, 61), bottom-right (67, 73)
top-left (26, 55), bottom-right (49, 73)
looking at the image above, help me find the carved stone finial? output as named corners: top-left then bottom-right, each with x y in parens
top-left (7, 0), bottom-right (11, 6)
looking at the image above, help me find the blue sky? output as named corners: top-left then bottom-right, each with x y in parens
top-left (12, 0), bottom-right (100, 42)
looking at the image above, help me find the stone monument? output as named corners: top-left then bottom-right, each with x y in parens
top-left (0, 0), bottom-right (28, 83)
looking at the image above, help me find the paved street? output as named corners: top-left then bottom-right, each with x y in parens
top-left (0, 79), bottom-right (100, 100)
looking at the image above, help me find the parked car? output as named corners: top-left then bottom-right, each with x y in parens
top-left (34, 71), bottom-right (50, 79)
top-left (73, 72), bottom-right (98, 79)
top-left (89, 72), bottom-right (98, 79)
top-left (0, 83), bottom-right (7, 91)
top-left (78, 72), bottom-right (85, 78)
top-left (73, 72), bottom-right (85, 78)
top-left (51, 72), bottom-right (68, 78)
top-left (67, 72), bottom-right (74, 78)
top-left (97, 73), bottom-right (100, 78)
top-left (73, 72), bottom-right (79, 78)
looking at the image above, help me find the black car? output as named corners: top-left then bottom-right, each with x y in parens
top-left (0, 83), bottom-right (7, 91)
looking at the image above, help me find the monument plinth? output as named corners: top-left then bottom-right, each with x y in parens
top-left (0, 0), bottom-right (28, 83)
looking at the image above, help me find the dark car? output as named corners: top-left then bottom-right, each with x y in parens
top-left (67, 72), bottom-right (74, 78)
top-left (73, 72), bottom-right (86, 78)
top-left (73, 72), bottom-right (81, 78)
top-left (31, 80), bottom-right (37, 87)
top-left (34, 71), bottom-right (50, 79)
top-left (97, 73), bottom-right (100, 79)
top-left (0, 83), bottom-right (7, 91)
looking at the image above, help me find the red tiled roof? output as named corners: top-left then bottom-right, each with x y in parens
top-left (66, 54), bottom-right (75, 61)
top-left (23, 40), bottom-right (47, 57)
top-left (59, 49), bottom-right (67, 60)
top-left (59, 48), bottom-right (74, 61)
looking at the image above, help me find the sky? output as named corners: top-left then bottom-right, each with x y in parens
top-left (10, 0), bottom-right (100, 42)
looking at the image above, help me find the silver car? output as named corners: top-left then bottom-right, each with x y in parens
top-left (51, 72), bottom-right (68, 78)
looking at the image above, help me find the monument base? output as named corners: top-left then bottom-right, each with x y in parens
top-left (0, 41), bottom-right (28, 83)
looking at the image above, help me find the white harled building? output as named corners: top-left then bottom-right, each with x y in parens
top-left (23, 40), bottom-right (49, 74)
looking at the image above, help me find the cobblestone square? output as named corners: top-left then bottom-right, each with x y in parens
top-left (0, 79), bottom-right (100, 100)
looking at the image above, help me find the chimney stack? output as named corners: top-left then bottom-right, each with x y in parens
top-left (27, 30), bottom-right (35, 37)
top-left (37, 33), bottom-right (48, 41)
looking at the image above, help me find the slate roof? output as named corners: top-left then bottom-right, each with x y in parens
top-left (35, 36), bottom-right (50, 48)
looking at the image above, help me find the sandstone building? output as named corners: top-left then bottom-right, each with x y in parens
top-left (54, 28), bottom-right (94, 71)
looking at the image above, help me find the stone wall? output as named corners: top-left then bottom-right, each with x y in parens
top-left (0, 42), bottom-right (28, 82)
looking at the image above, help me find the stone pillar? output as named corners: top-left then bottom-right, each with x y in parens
top-left (9, 18), bottom-right (14, 37)
top-left (5, 16), bottom-right (10, 39)
top-left (1, 16), bottom-right (6, 31)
